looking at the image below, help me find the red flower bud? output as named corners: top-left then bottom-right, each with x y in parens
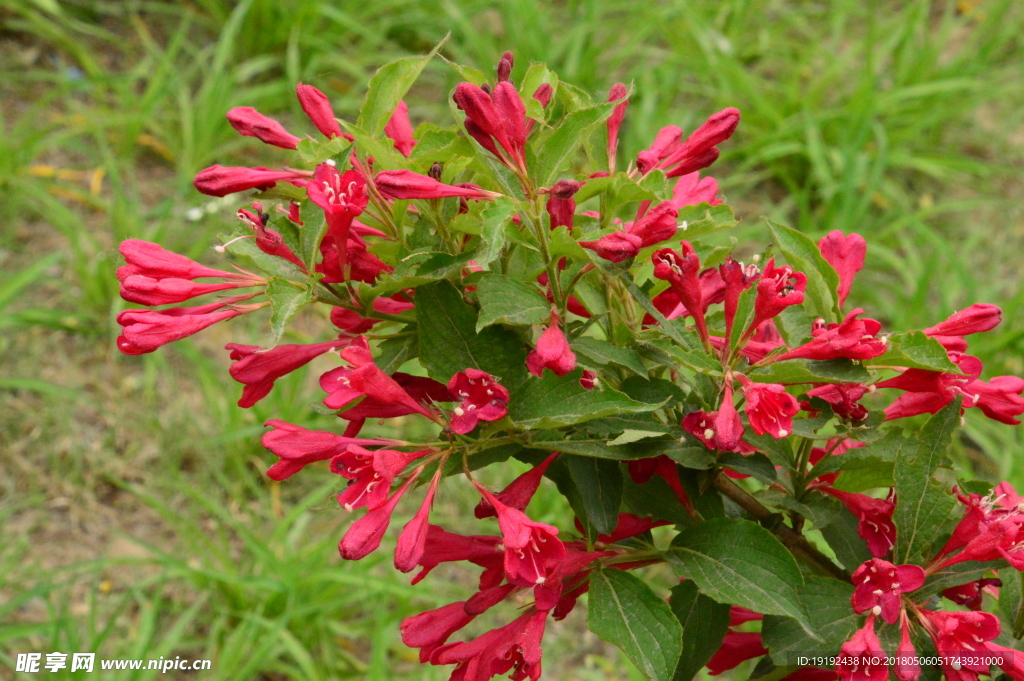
top-left (384, 100), bottom-right (416, 157)
top-left (818, 230), bottom-right (866, 306)
top-left (296, 83), bottom-right (347, 139)
top-left (527, 324), bottom-right (577, 377)
top-left (226, 107), bottom-right (301, 149)
top-left (374, 169), bottom-right (500, 200)
top-left (193, 165), bottom-right (307, 197)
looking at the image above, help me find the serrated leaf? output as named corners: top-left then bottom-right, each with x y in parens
top-left (299, 210), bottom-right (329, 272)
top-left (677, 203), bottom-right (738, 239)
top-left (820, 507), bottom-right (873, 570)
top-left (588, 569), bottom-right (683, 681)
top-left (729, 285), bottom-right (759, 354)
top-left (761, 577), bottom-right (859, 664)
top-left (755, 490), bottom-right (842, 530)
top-left (475, 274), bottom-right (551, 331)
top-left (870, 331), bottom-right (961, 373)
top-left (475, 196), bottom-right (517, 267)
top-left (357, 38), bottom-right (445, 135)
top-left (225, 233), bottom-right (307, 281)
top-left (296, 135), bottom-right (351, 165)
top-left (509, 369), bottom-right (664, 429)
top-left (718, 452), bottom-right (777, 484)
top-left (535, 100), bottom-right (620, 186)
top-left (622, 474), bottom-right (697, 527)
top-left (573, 337), bottom-right (648, 376)
top-left (415, 279), bottom-right (528, 386)
top-left (893, 399), bottom-right (961, 564)
top-left (266, 279), bottom-right (312, 347)
top-left (607, 429), bottom-right (668, 446)
top-left (670, 581), bottom-right (731, 681)
top-left (764, 218), bottom-right (840, 322)
top-left (914, 560), bottom-right (1007, 599)
top-left (748, 358), bottom-right (871, 384)
top-left (669, 518), bottom-right (807, 621)
top-left (376, 331), bottom-right (418, 374)
top-left (566, 455), bottom-right (623, 535)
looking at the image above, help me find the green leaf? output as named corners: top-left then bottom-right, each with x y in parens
top-left (729, 285), bottom-right (759, 354)
top-left (761, 577), bottom-right (859, 664)
top-left (719, 452), bottom-right (777, 484)
top-left (742, 431), bottom-right (794, 469)
top-left (566, 455), bottom-right (623, 535)
top-left (375, 331), bottom-right (418, 374)
top-left (607, 429), bottom-right (668, 446)
top-left (508, 369), bottom-right (664, 429)
top-left (295, 135), bottom-right (351, 165)
top-left (764, 218), bottom-right (841, 322)
top-left (870, 331), bottom-right (960, 373)
top-left (549, 225), bottom-right (591, 261)
top-left (747, 359), bottom-right (871, 384)
top-left (415, 280), bottom-right (528, 386)
top-left (755, 490), bottom-right (842, 530)
top-left (225, 233), bottom-right (306, 281)
top-left (357, 37), bottom-right (445, 135)
top-left (622, 474), bottom-right (697, 527)
top-left (475, 274), bottom-right (551, 331)
top-left (588, 569), bottom-right (683, 681)
top-left (893, 399), bottom-right (961, 564)
top-left (998, 567), bottom-right (1024, 638)
top-left (668, 518), bottom-right (807, 621)
top-left (618, 274), bottom-right (693, 350)
top-left (266, 279), bottom-right (313, 347)
top-left (820, 507), bottom-right (873, 570)
top-left (669, 581), bottom-right (731, 681)
top-left (475, 196), bottom-right (518, 267)
top-left (299, 210), bottom-right (329, 272)
top-left (528, 432), bottom-right (687, 461)
top-left (573, 337), bottom-right (648, 376)
top-left (831, 457), bottom-right (895, 492)
top-left (535, 100), bottom-right (620, 186)
top-left (810, 429), bottom-right (908, 478)
top-left (677, 203), bottom-right (738, 239)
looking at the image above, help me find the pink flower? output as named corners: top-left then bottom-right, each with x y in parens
top-left (260, 420), bottom-right (400, 480)
top-left (821, 488), bottom-right (896, 558)
top-left (408, 526), bottom-right (504, 585)
top-left (527, 323), bottom-right (577, 377)
top-left (850, 558), bottom-right (924, 624)
top-left (652, 241), bottom-right (710, 345)
top-left (329, 295), bottom-right (414, 334)
top-left (317, 237), bottom-right (392, 284)
top-left (395, 465), bottom-right (443, 572)
top-left (922, 610), bottom-right (1001, 681)
top-left (116, 299), bottom-right (253, 355)
top-left (329, 372), bottom-right (452, 425)
top-left (235, 205), bottom-right (304, 268)
top-left (671, 171), bottom-right (721, 208)
top-left (338, 473), bottom-right (418, 560)
top-left (805, 383), bottom-right (870, 422)
top-left (893, 613), bottom-right (921, 681)
top-left (606, 82), bottom-right (628, 167)
top-left (738, 377), bottom-right (800, 438)
top-left (773, 309), bottom-right (887, 362)
top-left (319, 337), bottom-right (440, 421)
top-left (628, 201), bottom-right (679, 247)
top-left (579, 370), bottom-right (599, 390)
top-left (401, 601), bottom-right (476, 663)
top-left (193, 165), bottom-right (309, 197)
top-left (942, 578), bottom-right (1002, 611)
top-left (118, 239), bottom-right (241, 280)
top-left (374, 169), bottom-right (500, 200)
top-left (706, 631), bottom-right (767, 675)
top-left (453, 81), bottom-right (528, 170)
top-left (477, 486), bottom-right (565, 587)
top-left (226, 106), bottom-right (301, 149)
top-left (818, 231), bottom-right (866, 306)
top-left (226, 339), bottom-right (349, 407)
top-left (683, 385), bottom-right (745, 453)
top-left (636, 108), bottom-right (740, 177)
top-left (579, 231), bottom-right (643, 262)
top-left (925, 303), bottom-right (1002, 338)
top-left (332, 445), bottom-right (426, 511)
top-left (384, 100), bottom-right (417, 156)
top-left (743, 259), bottom-right (806, 340)
top-left (545, 179), bottom-right (581, 229)
top-left (295, 83), bottom-right (347, 139)
top-left (475, 453), bottom-right (559, 519)
top-left (836, 617), bottom-right (887, 681)
top-left (430, 609), bottom-right (547, 681)
top-left (306, 164), bottom-right (368, 270)
top-left (446, 369), bottom-right (510, 434)
top-left (118, 275), bottom-right (252, 306)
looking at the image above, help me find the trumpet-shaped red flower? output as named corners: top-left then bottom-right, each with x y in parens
top-left (453, 77), bottom-right (529, 170)
top-left (401, 601), bottom-right (477, 663)
top-left (118, 239), bottom-right (244, 281)
top-left (707, 631), bottom-right (768, 676)
top-left (821, 488), bottom-right (896, 558)
top-left (607, 82), bottom-right (628, 168)
top-left (738, 376), bottom-right (800, 438)
top-left (408, 526), bottom-right (504, 585)
top-left (805, 383), bottom-right (870, 422)
top-left (477, 486), bottom-right (565, 587)
top-left (579, 231), bottom-right (643, 262)
top-left (527, 324), bottom-right (577, 377)
top-left (683, 385), bottom-right (745, 453)
top-left (307, 163), bottom-right (368, 270)
top-left (922, 610), bottom-right (1001, 681)
top-left (818, 231), bottom-right (866, 307)
top-left (744, 259), bottom-right (806, 340)
top-left (118, 275), bottom-right (253, 306)
top-left (671, 171), bottom-right (721, 208)
top-left (116, 297), bottom-right (255, 355)
top-left (447, 369), bottom-right (510, 434)
top-left (836, 617), bottom-right (887, 681)
top-left (384, 100), bottom-right (417, 156)
top-left (652, 241), bottom-right (710, 345)
top-left (193, 165), bottom-right (309, 197)
top-left (339, 473), bottom-right (419, 560)
top-left (475, 453), bottom-right (559, 519)
top-left (226, 339), bottom-right (349, 407)
top-left (329, 295), bottom-right (414, 334)
top-left (636, 108), bottom-right (740, 177)
top-left (226, 107), bottom-right (301, 149)
top-left (295, 83), bottom-right (347, 139)
top-left (394, 466), bottom-right (443, 573)
top-left (330, 445), bottom-right (425, 511)
top-left (850, 558), bottom-right (924, 624)
top-left (773, 309), bottom-right (887, 362)
top-left (893, 613), bottom-right (921, 681)
top-left (925, 303), bottom-right (1002, 339)
top-left (430, 608), bottom-right (547, 681)
top-left (235, 205), bottom-right (304, 267)
top-left (545, 179), bottom-right (581, 229)
top-left (942, 578), bottom-right (1002, 611)
top-left (374, 169), bottom-right (500, 200)
top-left (260, 419), bottom-right (400, 480)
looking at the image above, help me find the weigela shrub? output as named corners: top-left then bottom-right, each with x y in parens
top-left (115, 47), bottom-right (1024, 681)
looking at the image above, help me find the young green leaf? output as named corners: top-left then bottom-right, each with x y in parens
top-left (573, 337), bottom-right (648, 376)
top-left (475, 196), bottom-right (518, 267)
top-left (534, 99), bottom-right (621, 186)
top-left (764, 218), bottom-right (840, 323)
top-left (588, 569), bottom-right (683, 681)
top-left (747, 358), bottom-right (871, 384)
top-left (266, 279), bottom-right (313, 347)
top-left (869, 331), bottom-right (960, 373)
top-left (357, 37), bottom-right (446, 135)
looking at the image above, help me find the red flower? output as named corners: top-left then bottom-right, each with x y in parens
top-left (317, 236), bottom-right (392, 284)
top-left (850, 558), bottom-right (924, 624)
top-left (453, 80), bottom-right (528, 171)
top-left (319, 337), bottom-right (440, 421)
top-left (408, 526), bottom-right (504, 585)
top-left (260, 419), bottom-right (400, 480)
top-left (478, 486), bottom-right (565, 587)
top-left (835, 617), bottom-right (887, 681)
top-left (671, 171), bottom-right (721, 208)
top-left (942, 578), bottom-right (1002, 611)
top-left (119, 275), bottom-right (254, 306)
top-left (447, 369), bottom-right (510, 434)
top-left (226, 339), bottom-right (349, 407)
top-left (805, 383), bottom-right (870, 422)
top-left (384, 100), bottom-right (417, 156)
top-left (306, 164), bottom-right (368, 270)
top-left (193, 165), bottom-right (309, 197)
top-left (637, 108), bottom-right (740, 177)
top-left (743, 258), bottom-right (806, 341)
top-left (818, 231), bottom-right (866, 307)
top-left (527, 323), bottom-right (577, 377)
top-left (118, 239), bottom-right (242, 281)
top-left (738, 376), bottom-right (800, 438)
top-left (579, 231), bottom-right (643, 262)
top-left (719, 256), bottom-right (758, 343)
top-left (653, 241), bottom-right (710, 346)
top-left (330, 294), bottom-right (414, 334)
top-left (821, 488), bottom-right (896, 558)
top-left (606, 82), bottom-right (628, 168)
top-left (476, 453), bottom-right (559, 519)
top-left (682, 385), bottom-right (745, 453)
top-left (339, 472), bottom-right (418, 560)
top-left (628, 201), bottom-right (679, 248)
top-left (893, 613), bottom-right (921, 681)
top-left (226, 106), bottom-right (301, 149)
top-left (395, 465), bottom-right (443, 572)
top-left (921, 610), bottom-right (1001, 681)
top-left (116, 299), bottom-right (253, 355)
top-left (235, 205), bottom-right (304, 268)
top-left (773, 309), bottom-right (886, 362)
top-left (925, 303), bottom-right (1002, 339)
top-left (330, 445), bottom-right (425, 511)
top-left (545, 179), bottom-right (581, 229)
top-left (401, 601), bottom-right (476, 663)
top-left (706, 631), bottom-right (767, 676)
top-left (295, 83), bottom-right (347, 139)
top-left (374, 169), bottom-right (501, 200)
top-left (430, 608), bottom-right (547, 681)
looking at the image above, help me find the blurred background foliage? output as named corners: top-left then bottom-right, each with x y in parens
top-left (1, 0), bottom-right (1023, 678)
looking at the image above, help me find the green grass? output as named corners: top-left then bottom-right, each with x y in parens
top-left (2, 0), bottom-right (1024, 678)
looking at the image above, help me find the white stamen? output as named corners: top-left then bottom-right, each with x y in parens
top-left (325, 159), bottom-right (337, 166)
top-left (872, 605), bottom-right (881, 616)
top-left (454, 407), bottom-right (465, 416)
top-left (777, 429), bottom-right (788, 437)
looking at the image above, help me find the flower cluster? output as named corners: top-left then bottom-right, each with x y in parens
top-left (113, 48), bottom-right (1024, 681)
